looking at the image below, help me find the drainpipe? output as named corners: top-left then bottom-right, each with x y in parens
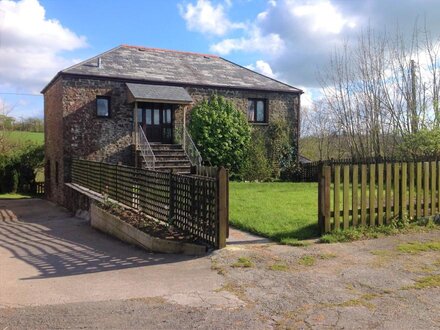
top-left (183, 105), bottom-right (187, 150)
top-left (134, 101), bottom-right (138, 166)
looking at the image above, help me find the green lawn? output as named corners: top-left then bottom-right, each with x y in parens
top-left (229, 182), bottom-right (319, 243)
top-left (4, 131), bottom-right (44, 145)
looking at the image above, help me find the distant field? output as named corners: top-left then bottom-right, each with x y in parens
top-left (4, 131), bottom-right (44, 145)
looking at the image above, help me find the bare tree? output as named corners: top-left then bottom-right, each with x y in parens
top-left (317, 21), bottom-right (440, 159)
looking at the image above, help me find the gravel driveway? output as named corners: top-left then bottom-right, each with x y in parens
top-left (212, 229), bottom-right (440, 329)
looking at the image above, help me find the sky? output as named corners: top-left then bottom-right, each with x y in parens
top-left (1, 0), bottom-right (440, 119)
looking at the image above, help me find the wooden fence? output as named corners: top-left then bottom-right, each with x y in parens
top-left (20, 182), bottom-right (45, 196)
top-left (71, 159), bottom-right (229, 248)
top-left (298, 156), bottom-right (440, 182)
top-left (318, 160), bottom-right (440, 233)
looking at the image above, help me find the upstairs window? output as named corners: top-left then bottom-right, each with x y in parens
top-left (247, 99), bottom-right (267, 123)
top-left (96, 96), bottom-right (110, 117)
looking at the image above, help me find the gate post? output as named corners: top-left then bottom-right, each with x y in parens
top-left (217, 167), bottom-right (228, 248)
top-left (318, 165), bottom-right (331, 234)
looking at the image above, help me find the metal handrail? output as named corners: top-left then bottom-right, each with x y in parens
top-left (181, 127), bottom-right (202, 166)
top-left (138, 124), bottom-right (156, 169)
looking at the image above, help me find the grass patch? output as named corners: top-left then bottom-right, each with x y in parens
top-left (319, 253), bottom-right (337, 259)
top-left (321, 220), bottom-right (439, 243)
top-left (230, 182), bottom-right (319, 242)
top-left (4, 131), bottom-right (44, 146)
top-left (0, 192), bottom-right (33, 199)
top-left (397, 241), bottom-right (440, 254)
top-left (405, 275), bottom-right (440, 289)
top-left (269, 263), bottom-right (289, 271)
top-left (298, 255), bottom-right (316, 266)
top-left (279, 238), bottom-right (311, 247)
top-left (231, 257), bottom-right (253, 268)
top-left (337, 294), bottom-right (378, 310)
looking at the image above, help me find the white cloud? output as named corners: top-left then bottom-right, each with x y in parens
top-left (0, 0), bottom-right (87, 93)
top-left (210, 27), bottom-right (284, 55)
top-left (290, 0), bottom-right (356, 34)
top-left (178, 0), bottom-right (245, 36)
top-left (246, 60), bottom-right (277, 78)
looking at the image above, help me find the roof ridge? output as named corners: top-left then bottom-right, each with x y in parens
top-left (121, 44), bottom-right (219, 58)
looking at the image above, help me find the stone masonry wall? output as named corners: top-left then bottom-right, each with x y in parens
top-left (44, 78), bottom-right (64, 205)
top-left (44, 76), bottom-right (300, 206)
top-left (45, 76), bottom-right (134, 205)
top-left (62, 76), bottom-right (133, 169)
top-left (174, 86), bottom-right (300, 149)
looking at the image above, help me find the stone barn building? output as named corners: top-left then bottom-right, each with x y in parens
top-left (42, 45), bottom-right (302, 205)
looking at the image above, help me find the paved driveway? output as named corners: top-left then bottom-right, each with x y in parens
top-left (0, 199), bottom-right (225, 308)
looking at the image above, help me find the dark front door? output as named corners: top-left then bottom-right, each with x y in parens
top-left (138, 104), bottom-right (173, 143)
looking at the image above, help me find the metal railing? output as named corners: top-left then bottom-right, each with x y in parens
top-left (138, 124), bottom-right (156, 169)
top-left (176, 126), bottom-right (202, 166)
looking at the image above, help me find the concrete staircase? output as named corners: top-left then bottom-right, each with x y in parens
top-left (138, 143), bottom-right (192, 174)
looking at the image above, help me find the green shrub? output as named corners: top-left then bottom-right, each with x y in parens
top-left (0, 144), bottom-right (44, 193)
top-left (189, 95), bottom-right (251, 173)
top-left (240, 129), bottom-right (272, 181)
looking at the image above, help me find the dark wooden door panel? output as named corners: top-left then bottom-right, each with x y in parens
top-left (139, 104), bottom-right (174, 143)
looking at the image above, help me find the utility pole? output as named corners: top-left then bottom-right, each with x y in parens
top-left (410, 59), bottom-right (418, 133)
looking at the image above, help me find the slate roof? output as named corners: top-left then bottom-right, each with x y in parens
top-left (126, 83), bottom-right (192, 104)
top-left (56, 45), bottom-right (301, 93)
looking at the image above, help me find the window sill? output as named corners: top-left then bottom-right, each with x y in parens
top-left (249, 122), bottom-right (269, 126)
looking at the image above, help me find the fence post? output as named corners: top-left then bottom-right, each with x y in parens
top-left (169, 171), bottom-right (175, 224)
top-left (217, 167), bottom-right (228, 248)
top-left (318, 165), bottom-right (331, 233)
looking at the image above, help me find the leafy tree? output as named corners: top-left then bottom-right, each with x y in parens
top-left (401, 129), bottom-right (440, 158)
top-left (189, 95), bottom-right (251, 173)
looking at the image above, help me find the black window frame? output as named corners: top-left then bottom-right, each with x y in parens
top-left (96, 96), bottom-right (111, 118)
top-left (247, 98), bottom-right (268, 123)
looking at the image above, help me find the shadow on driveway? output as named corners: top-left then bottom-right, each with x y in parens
top-left (0, 199), bottom-right (196, 280)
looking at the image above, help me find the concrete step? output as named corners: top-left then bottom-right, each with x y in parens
top-left (154, 155), bottom-right (189, 161)
top-left (137, 144), bottom-right (191, 174)
top-left (150, 143), bottom-right (183, 151)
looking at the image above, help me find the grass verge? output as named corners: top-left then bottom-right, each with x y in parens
top-left (320, 219), bottom-right (440, 243)
top-left (397, 241), bottom-right (440, 254)
top-left (230, 182), bottom-right (319, 242)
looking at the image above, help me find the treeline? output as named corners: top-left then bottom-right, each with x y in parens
top-left (0, 115), bottom-right (44, 132)
top-left (302, 21), bottom-right (440, 161)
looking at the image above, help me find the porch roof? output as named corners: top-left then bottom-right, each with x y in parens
top-left (126, 83), bottom-right (192, 105)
